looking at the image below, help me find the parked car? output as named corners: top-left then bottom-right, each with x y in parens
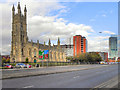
top-left (4, 64), bottom-right (13, 69)
top-left (16, 63), bottom-right (27, 68)
top-left (26, 64), bottom-right (32, 68)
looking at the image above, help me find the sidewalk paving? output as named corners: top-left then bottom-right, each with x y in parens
top-left (1, 64), bottom-right (111, 79)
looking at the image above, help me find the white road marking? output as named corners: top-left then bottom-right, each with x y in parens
top-left (73, 76), bottom-right (80, 78)
top-left (94, 76), bottom-right (118, 88)
top-left (23, 85), bottom-right (34, 88)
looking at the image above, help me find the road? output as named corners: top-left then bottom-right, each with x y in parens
top-left (2, 65), bottom-right (119, 88)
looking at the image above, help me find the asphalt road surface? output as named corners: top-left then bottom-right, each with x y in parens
top-left (2, 65), bottom-right (119, 88)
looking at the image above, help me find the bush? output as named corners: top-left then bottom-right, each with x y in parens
top-left (25, 57), bottom-right (29, 63)
top-left (1, 67), bottom-right (11, 69)
top-left (9, 63), bottom-right (16, 66)
top-left (30, 63), bottom-right (36, 67)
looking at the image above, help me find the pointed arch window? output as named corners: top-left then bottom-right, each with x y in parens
top-left (51, 51), bottom-right (52, 59)
top-left (22, 48), bottom-right (24, 55)
top-left (29, 48), bottom-right (31, 56)
top-left (16, 25), bottom-right (17, 31)
top-left (34, 49), bottom-right (37, 57)
top-left (62, 53), bottom-right (63, 59)
top-left (54, 52), bottom-right (56, 60)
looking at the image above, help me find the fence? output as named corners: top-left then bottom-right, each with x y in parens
top-left (3, 61), bottom-right (100, 68)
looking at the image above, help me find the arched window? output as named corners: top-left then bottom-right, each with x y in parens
top-left (62, 53), bottom-right (63, 59)
top-left (16, 25), bottom-right (17, 31)
top-left (29, 48), bottom-right (31, 56)
top-left (54, 52), bottom-right (56, 60)
top-left (51, 51), bottom-right (52, 59)
top-left (34, 49), bottom-right (37, 57)
top-left (22, 48), bottom-right (23, 55)
top-left (58, 52), bottom-right (59, 59)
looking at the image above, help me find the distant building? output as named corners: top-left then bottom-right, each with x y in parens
top-left (54, 44), bottom-right (74, 57)
top-left (73, 35), bottom-right (87, 56)
top-left (89, 52), bottom-right (108, 62)
top-left (118, 2), bottom-right (120, 58)
top-left (118, 35), bottom-right (120, 58)
top-left (98, 52), bottom-right (108, 62)
top-left (61, 45), bottom-right (74, 56)
top-left (109, 35), bottom-right (118, 59)
top-left (0, 54), bottom-right (1, 66)
top-left (118, 30), bottom-right (120, 58)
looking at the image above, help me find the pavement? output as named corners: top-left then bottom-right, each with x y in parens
top-left (2, 64), bottom-right (119, 88)
top-left (1, 64), bottom-right (111, 79)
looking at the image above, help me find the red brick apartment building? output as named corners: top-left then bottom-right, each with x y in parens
top-left (73, 35), bottom-right (87, 56)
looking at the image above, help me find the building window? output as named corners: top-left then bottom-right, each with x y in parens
top-left (29, 48), bottom-right (31, 56)
top-left (75, 37), bottom-right (77, 56)
top-left (34, 49), bottom-right (37, 57)
top-left (51, 51), bottom-right (52, 59)
top-left (22, 48), bottom-right (23, 55)
top-left (62, 53), bottom-right (63, 59)
top-left (16, 25), bottom-right (17, 31)
top-left (55, 52), bottom-right (56, 60)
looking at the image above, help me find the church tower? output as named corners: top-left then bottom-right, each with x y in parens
top-left (10, 2), bottom-right (28, 62)
top-left (57, 37), bottom-right (60, 49)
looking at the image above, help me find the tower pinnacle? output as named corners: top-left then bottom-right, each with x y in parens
top-left (57, 37), bottom-right (60, 46)
top-left (17, 2), bottom-right (21, 14)
top-left (48, 38), bottom-right (51, 46)
top-left (24, 5), bottom-right (27, 12)
top-left (12, 4), bottom-right (15, 11)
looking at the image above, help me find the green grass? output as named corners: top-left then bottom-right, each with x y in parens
top-left (9, 63), bottom-right (16, 66)
top-left (0, 67), bottom-right (11, 69)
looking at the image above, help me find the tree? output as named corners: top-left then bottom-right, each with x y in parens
top-left (66, 56), bottom-right (73, 61)
top-left (2, 57), bottom-right (6, 64)
top-left (66, 52), bottom-right (102, 64)
top-left (6, 58), bottom-right (10, 63)
top-left (25, 57), bottom-right (29, 63)
top-left (74, 52), bottom-right (102, 63)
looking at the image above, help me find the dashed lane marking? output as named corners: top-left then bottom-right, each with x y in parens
top-left (23, 85), bottom-right (34, 88)
top-left (73, 76), bottom-right (80, 78)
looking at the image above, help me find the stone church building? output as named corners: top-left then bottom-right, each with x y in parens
top-left (10, 2), bottom-right (66, 63)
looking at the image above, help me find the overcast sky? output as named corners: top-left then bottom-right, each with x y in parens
top-left (0, 0), bottom-right (118, 55)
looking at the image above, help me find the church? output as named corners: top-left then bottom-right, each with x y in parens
top-left (10, 2), bottom-right (66, 63)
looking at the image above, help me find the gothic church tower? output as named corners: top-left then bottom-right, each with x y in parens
top-left (10, 2), bottom-right (28, 62)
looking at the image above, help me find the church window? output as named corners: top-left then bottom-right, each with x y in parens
top-left (34, 49), bottom-right (37, 57)
top-left (22, 48), bottom-right (24, 55)
top-left (29, 48), bottom-right (31, 56)
top-left (62, 53), bottom-right (63, 59)
top-left (55, 52), bottom-right (56, 60)
top-left (16, 25), bottom-right (17, 31)
top-left (21, 35), bottom-right (22, 41)
top-left (58, 52), bottom-right (59, 59)
top-left (51, 51), bottom-right (52, 59)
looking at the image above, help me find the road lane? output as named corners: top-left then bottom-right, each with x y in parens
top-left (2, 65), bottom-right (118, 88)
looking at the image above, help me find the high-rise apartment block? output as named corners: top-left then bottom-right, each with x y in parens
top-left (73, 35), bottom-right (87, 56)
top-left (118, 30), bottom-right (120, 58)
top-left (109, 35), bottom-right (118, 59)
